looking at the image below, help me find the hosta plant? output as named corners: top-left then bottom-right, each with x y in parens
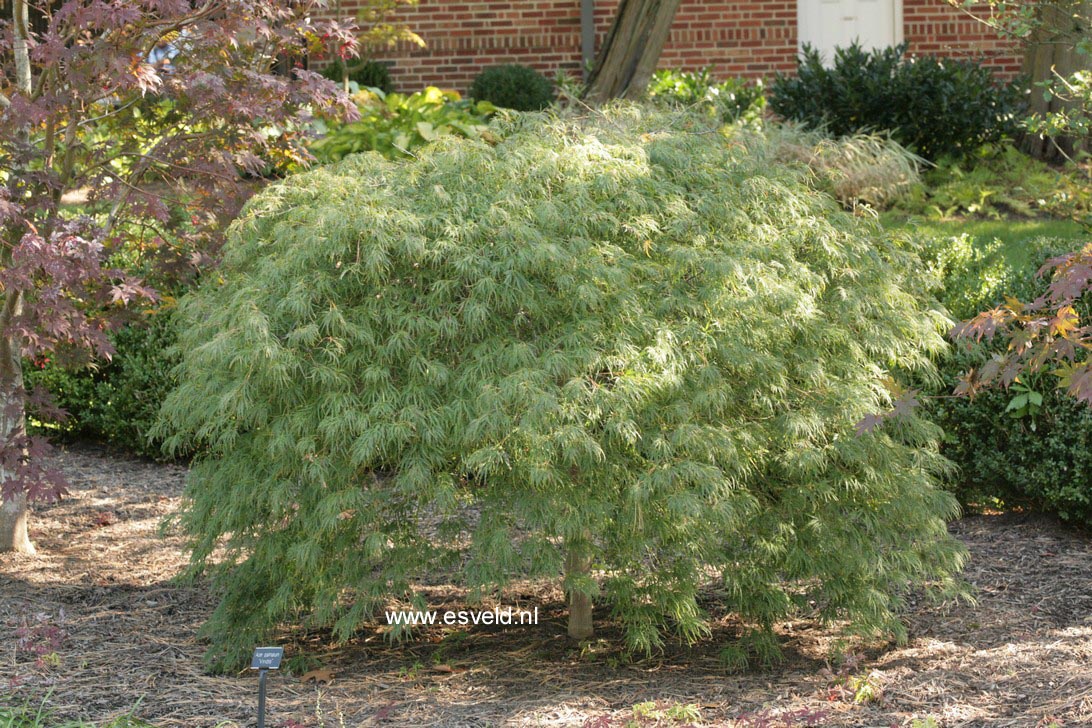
top-left (159, 107), bottom-right (966, 671)
top-left (309, 86), bottom-right (495, 162)
top-left (646, 68), bottom-right (766, 127)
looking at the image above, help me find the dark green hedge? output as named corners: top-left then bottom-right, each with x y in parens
top-left (920, 233), bottom-right (1092, 522)
top-left (770, 42), bottom-right (1025, 161)
top-left (468, 64), bottom-right (554, 111)
top-left (26, 311), bottom-right (182, 460)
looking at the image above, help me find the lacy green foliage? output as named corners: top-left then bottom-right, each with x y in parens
top-left (916, 232), bottom-right (1092, 521)
top-left (468, 64), bottom-right (554, 111)
top-left (309, 87), bottom-right (495, 162)
top-left (646, 68), bottom-right (766, 127)
top-left (894, 144), bottom-right (1092, 222)
top-left (764, 123), bottom-right (923, 209)
top-left (158, 107), bottom-right (966, 672)
top-left (770, 42), bottom-right (1024, 162)
top-left (320, 58), bottom-right (395, 94)
top-left (25, 311), bottom-right (182, 461)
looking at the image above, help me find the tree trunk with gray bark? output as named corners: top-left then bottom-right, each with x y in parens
top-left (1, 0), bottom-right (35, 554)
top-left (0, 291), bottom-right (33, 554)
top-left (1021, 1), bottom-right (1092, 160)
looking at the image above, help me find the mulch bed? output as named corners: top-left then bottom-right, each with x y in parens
top-left (1, 443), bottom-right (1090, 727)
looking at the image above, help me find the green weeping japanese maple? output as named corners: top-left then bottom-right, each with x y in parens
top-left (158, 107), bottom-right (966, 671)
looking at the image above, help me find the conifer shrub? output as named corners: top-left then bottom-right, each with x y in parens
top-left (468, 64), bottom-right (554, 111)
top-left (158, 107), bottom-right (966, 672)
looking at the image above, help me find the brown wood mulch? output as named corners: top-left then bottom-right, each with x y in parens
top-left (1, 443), bottom-right (1090, 727)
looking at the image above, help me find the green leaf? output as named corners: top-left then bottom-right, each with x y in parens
top-left (1006, 394), bottom-right (1029, 411)
top-left (416, 121), bottom-right (438, 141)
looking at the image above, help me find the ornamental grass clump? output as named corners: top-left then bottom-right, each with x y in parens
top-left (158, 107), bottom-right (966, 672)
top-left (764, 123), bottom-right (925, 209)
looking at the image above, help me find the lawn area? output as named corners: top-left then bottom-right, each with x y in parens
top-left (881, 213), bottom-right (1090, 269)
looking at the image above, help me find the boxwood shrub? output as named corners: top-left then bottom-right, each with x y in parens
top-left (26, 310), bottom-right (182, 460)
top-left (919, 232), bottom-right (1092, 523)
top-left (468, 64), bottom-right (554, 111)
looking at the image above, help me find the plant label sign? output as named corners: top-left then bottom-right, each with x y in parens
top-left (251, 646), bottom-right (283, 670)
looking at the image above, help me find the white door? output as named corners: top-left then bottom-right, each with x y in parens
top-left (798, 0), bottom-right (900, 63)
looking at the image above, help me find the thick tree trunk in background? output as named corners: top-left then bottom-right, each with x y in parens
top-left (565, 540), bottom-right (594, 640)
top-left (582, 0), bottom-right (682, 105)
top-left (1021, 1), bottom-right (1092, 160)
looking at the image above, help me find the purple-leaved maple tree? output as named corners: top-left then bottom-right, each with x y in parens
top-left (0, 0), bottom-right (359, 553)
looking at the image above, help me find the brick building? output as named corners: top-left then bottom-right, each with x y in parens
top-left (323, 1), bottom-right (1023, 92)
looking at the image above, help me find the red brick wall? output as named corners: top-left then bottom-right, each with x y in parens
top-left (327, 1), bottom-right (1021, 93)
top-left (904, 0), bottom-right (1022, 76)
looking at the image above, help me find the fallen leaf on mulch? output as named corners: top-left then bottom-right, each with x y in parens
top-left (300, 668), bottom-right (335, 684)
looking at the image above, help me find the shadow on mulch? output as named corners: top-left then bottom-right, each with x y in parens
top-left (1, 444), bottom-right (1090, 727)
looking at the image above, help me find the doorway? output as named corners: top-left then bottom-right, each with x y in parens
top-left (798, 0), bottom-right (901, 62)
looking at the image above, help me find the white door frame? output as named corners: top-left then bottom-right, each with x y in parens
top-left (893, 0), bottom-right (905, 46)
top-left (797, 0), bottom-right (905, 54)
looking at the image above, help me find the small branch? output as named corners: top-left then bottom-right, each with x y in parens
top-left (76, 98), bottom-right (142, 130)
top-left (53, 106), bottom-right (79, 210)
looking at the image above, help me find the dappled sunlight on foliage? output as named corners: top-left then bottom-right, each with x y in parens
top-left (159, 106), bottom-right (966, 672)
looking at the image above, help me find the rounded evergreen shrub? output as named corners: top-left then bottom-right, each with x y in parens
top-left (321, 58), bottom-right (395, 94)
top-left (935, 356), bottom-right (1092, 523)
top-left (158, 107), bottom-right (965, 671)
top-left (26, 311), bottom-right (182, 460)
top-left (468, 64), bottom-right (554, 111)
top-left (769, 42), bottom-right (1025, 161)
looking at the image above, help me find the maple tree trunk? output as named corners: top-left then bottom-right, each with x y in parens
top-left (1, 1), bottom-right (33, 554)
top-left (565, 540), bottom-right (594, 639)
top-left (582, 0), bottom-right (682, 105)
top-left (1021, 1), bottom-right (1092, 160)
top-left (0, 291), bottom-right (33, 554)
top-left (0, 494), bottom-right (33, 554)
top-left (12, 0), bottom-right (31, 93)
